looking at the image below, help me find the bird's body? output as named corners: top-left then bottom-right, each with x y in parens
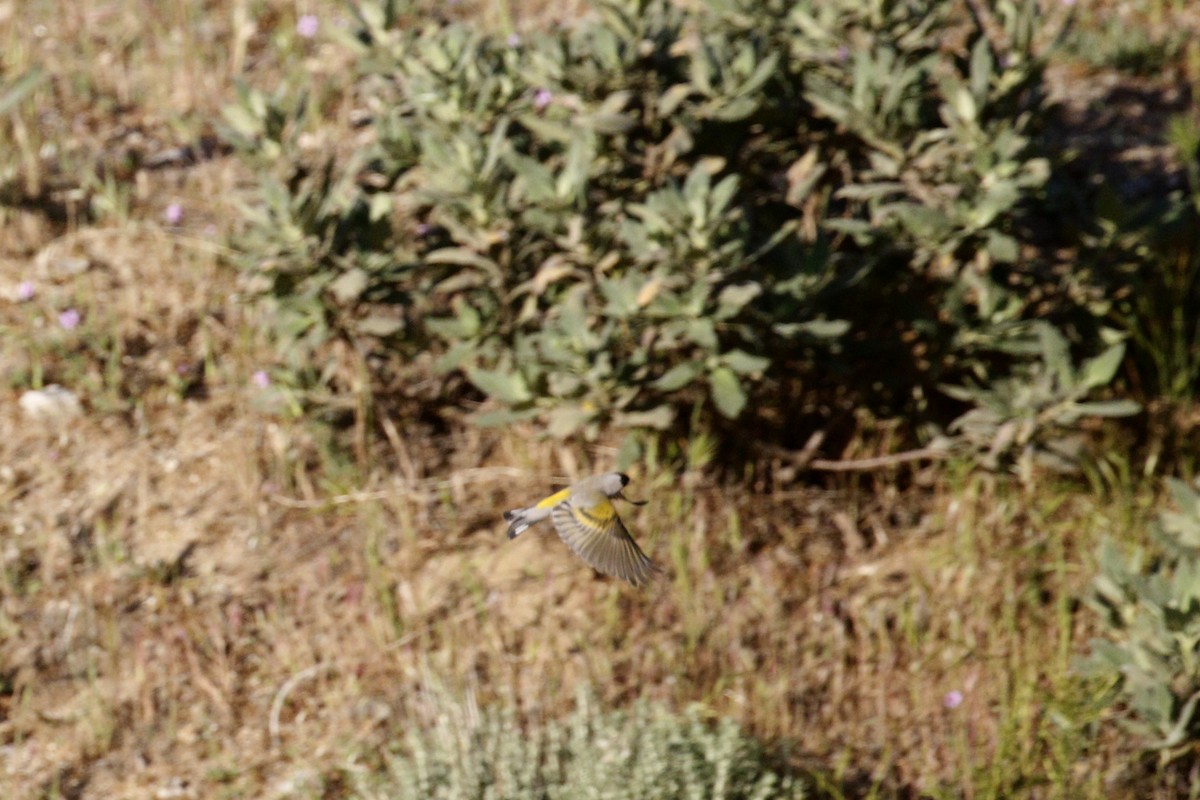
top-left (503, 472), bottom-right (659, 586)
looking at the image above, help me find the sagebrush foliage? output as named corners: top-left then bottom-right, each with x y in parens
top-left (1081, 479), bottom-right (1200, 757)
top-left (353, 689), bottom-right (804, 800)
top-left (228, 0), bottom-right (1130, 447)
top-left (941, 323), bottom-right (1138, 476)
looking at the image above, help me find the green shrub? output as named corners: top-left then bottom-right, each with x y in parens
top-left (353, 689), bottom-right (804, 800)
top-left (228, 0), bottom-right (1091, 444)
top-left (1080, 478), bottom-right (1200, 759)
top-left (941, 322), bottom-right (1138, 477)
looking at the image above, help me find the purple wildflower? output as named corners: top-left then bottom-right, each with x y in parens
top-left (252, 370), bottom-right (271, 389)
top-left (58, 308), bottom-right (81, 330)
top-left (506, 33), bottom-right (520, 48)
top-left (164, 202), bottom-right (184, 225)
top-left (534, 88), bottom-right (554, 110)
top-left (16, 281), bottom-right (35, 302)
top-left (943, 690), bottom-right (964, 710)
top-left (297, 14), bottom-right (319, 39)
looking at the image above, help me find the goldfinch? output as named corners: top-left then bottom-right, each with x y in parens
top-left (504, 472), bottom-right (659, 586)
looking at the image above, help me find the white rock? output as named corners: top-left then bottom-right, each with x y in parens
top-left (18, 385), bottom-right (83, 422)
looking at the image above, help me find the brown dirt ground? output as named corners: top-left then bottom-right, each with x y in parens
top-left (2, 0), bottom-right (1199, 798)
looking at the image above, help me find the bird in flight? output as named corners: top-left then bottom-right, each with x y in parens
top-left (503, 472), bottom-right (660, 586)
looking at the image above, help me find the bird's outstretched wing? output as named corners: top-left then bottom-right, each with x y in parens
top-left (550, 499), bottom-right (659, 586)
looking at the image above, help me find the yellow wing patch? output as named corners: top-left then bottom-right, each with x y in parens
top-left (534, 487), bottom-right (572, 510)
top-left (549, 502), bottom-right (659, 587)
top-left (576, 498), bottom-right (617, 522)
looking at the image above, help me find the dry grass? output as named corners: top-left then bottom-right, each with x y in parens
top-left (0, 0), bottom-right (1197, 798)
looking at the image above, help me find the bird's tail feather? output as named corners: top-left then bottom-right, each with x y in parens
top-left (503, 508), bottom-right (532, 539)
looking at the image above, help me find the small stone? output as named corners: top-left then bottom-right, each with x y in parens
top-left (19, 385), bottom-right (83, 423)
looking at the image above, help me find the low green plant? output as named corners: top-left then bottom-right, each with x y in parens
top-left (1080, 478), bottom-right (1200, 760)
top-left (942, 322), bottom-right (1140, 476)
top-left (228, 0), bottom-right (1087, 448)
top-left (354, 687), bottom-right (804, 800)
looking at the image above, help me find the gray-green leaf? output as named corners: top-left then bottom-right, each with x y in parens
top-left (547, 404), bottom-right (595, 438)
top-left (1080, 343), bottom-right (1126, 390)
top-left (709, 367), bottom-right (747, 419)
top-left (1072, 400), bottom-right (1141, 418)
top-left (615, 406), bottom-right (674, 429)
top-left (467, 367), bottom-right (533, 405)
top-left (329, 269), bottom-right (369, 303)
top-left (723, 350), bottom-right (770, 376)
top-left (654, 362), bottom-right (703, 391)
top-left (717, 283), bottom-right (761, 315)
top-left (356, 316), bottom-right (404, 337)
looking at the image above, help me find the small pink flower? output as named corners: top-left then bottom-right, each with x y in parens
top-left (164, 202), bottom-right (184, 225)
top-left (944, 690), bottom-right (964, 709)
top-left (416, 222), bottom-right (431, 237)
top-left (534, 88), bottom-right (554, 110)
top-left (16, 281), bottom-right (35, 301)
top-left (58, 308), bottom-right (81, 330)
top-left (506, 33), bottom-right (521, 47)
top-left (297, 14), bottom-right (319, 38)
top-left (252, 370), bottom-right (271, 389)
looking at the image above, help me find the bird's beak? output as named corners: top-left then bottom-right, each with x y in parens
top-left (617, 491), bottom-right (648, 506)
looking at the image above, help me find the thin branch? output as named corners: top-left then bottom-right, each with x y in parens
top-left (808, 447), bottom-right (950, 472)
top-left (766, 432), bottom-right (950, 472)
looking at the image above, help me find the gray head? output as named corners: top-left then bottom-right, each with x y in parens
top-left (597, 472), bottom-right (631, 497)
top-left (596, 472), bottom-right (647, 506)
